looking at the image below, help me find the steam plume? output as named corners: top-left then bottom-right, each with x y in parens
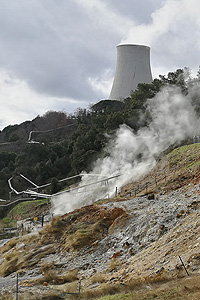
top-left (52, 85), bottom-right (200, 215)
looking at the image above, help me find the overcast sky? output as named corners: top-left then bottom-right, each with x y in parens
top-left (0, 0), bottom-right (200, 129)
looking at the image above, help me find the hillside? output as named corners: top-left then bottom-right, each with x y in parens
top-left (1, 69), bottom-right (195, 201)
top-left (0, 100), bottom-right (134, 200)
top-left (1, 143), bottom-right (200, 299)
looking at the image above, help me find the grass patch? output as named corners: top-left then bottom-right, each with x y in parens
top-left (7, 198), bottom-right (50, 220)
top-left (168, 143), bottom-right (200, 168)
top-left (186, 160), bottom-right (200, 169)
top-left (0, 216), bottom-right (17, 228)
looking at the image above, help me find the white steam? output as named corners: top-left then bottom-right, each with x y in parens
top-left (120, 0), bottom-right (200, 78)
top-left (52, 85), bottom-right (200, 215)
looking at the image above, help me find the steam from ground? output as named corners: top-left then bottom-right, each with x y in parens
top-left (52, 85), bottom-right (200, 215)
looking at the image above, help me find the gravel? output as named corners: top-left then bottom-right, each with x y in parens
top-left (1, 182), bottom-right (200, 293)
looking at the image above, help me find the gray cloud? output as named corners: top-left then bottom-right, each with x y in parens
top-left (122, 0), bottom-right (200, 77)
top-left (0, 0), bottom-right (200, 129)
top-left (0, 0), bottom-right (122, 101)
top-left (106, 0), bottom-right (163, 23)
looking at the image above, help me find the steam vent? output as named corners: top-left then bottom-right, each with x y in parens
top-left (109, 44), bottom-right (153, 100)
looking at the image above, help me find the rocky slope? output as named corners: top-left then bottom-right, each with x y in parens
top-left (1, 143), bottom-right (200, 299)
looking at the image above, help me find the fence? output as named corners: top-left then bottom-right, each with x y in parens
top-left (15, 272), bottom-right (82, 299)
top-left (0, 213), bottom-right (52, 239)
top-left (122, 164), bottom-right (190, 198)
top-left (0, 227), bottom-right (19, 238)
top-left (0, 161), bottom-right (198, 238)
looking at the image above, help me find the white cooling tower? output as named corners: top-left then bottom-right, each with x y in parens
top-left (109, 44), bottom-right (152, 100)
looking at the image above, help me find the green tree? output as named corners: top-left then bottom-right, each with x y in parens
top-left (159, 68), bottom-right (187, 93)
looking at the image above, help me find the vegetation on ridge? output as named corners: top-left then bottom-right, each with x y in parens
top-left (1, 67), bottom-right (200, 199)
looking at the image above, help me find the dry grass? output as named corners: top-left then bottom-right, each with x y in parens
top-left (20, 233), bottom-right (39, 244)
top-left (62, 269), bottom-right (79, 283)
top-left (64, 218), bottom-right (111, 251)
top-left (41, 269), bottom-right (59, 284)
top-left (90, 273), bottom-right (107, 284)
top-left (4, 277), bottom-right (200, 300)
top-left (20, 290), bottom-right (64, 300)
top-left (39, 261), bottom-right (56, 273)
top-left (63, 281), bottom-right (80, 294)
top-left (38, 216), bottom-right (67, 245)
top-left (107, 259), bottom-right (123, 272)
top-left (65, 273), bottom-right (200, 300)
top-left (1, 291), bottom-right (14, 300)
top-left (75, 283), bottom-right (122, 300)
top-left (0, 237), bottom-right (18, 253)
top-left (0, 233), bottom-right (42, 276)
top-left (36, 262), bottom-right (79, 285)
top-left (0, 252), bottom-right (19, 276)
top-left (142, 269), bottom-right (174, 284)
top-left (42, 216), bottom-right (66, 234)
top-left (0, 205), bottom-right (126, 278)
top-left (0, 240), bottom-right (55, 277)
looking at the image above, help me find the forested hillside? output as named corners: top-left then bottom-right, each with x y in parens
top-left (0, 68), bottom-right (200, 199)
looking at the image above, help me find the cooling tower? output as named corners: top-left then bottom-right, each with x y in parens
top-left (109, 44), bottom-right (152, 100)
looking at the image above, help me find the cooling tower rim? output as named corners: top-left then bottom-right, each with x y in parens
top-left (117, 43), bottom-right (150, 49)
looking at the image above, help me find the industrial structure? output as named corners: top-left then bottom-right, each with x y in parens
top-left (109, 44), bottom-right (153, 100)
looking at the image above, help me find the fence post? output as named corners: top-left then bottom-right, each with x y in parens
top-left (155, 176), bottom-right (157, 186)
top-left (115, 187), bottom-right (118, 197)
top-left (78, 279), bottom-right (81, 294)
top-left (16, 272), bottom-right (19, 300)
top-left (178, 256), bottom-right (189, 276)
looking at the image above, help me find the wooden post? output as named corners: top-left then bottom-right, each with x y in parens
top-left (115, 187), bottom-right (118, 197)
top-left (178, 256), bottom-right (189, 276)
top-left (78, 279), bottom-right (81, 294)
top-left (16, 272), bottom-right (19, 300)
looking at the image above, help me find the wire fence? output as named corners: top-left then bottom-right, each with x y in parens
top-left (123, 162), bottom-right (200, 198)
top-left (0, 213), bottom-right (53, 238)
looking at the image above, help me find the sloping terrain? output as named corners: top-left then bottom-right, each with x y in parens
top-left (1, 143), bottom-right (200, 299)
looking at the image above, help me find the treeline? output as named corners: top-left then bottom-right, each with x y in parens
top-left (0, 68), bottom-right (200, 199)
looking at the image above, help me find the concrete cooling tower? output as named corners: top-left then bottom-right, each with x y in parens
top-left (109, 44), bottom-right (152, 100)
